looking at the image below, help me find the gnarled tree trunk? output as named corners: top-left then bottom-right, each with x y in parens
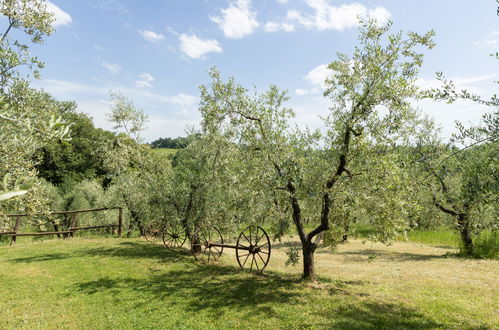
top-left (302, 241), bottom-right (317, 280)
top-left (457, 213), bottom-right (474, 255)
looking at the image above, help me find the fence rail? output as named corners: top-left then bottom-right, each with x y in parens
top-left (0, 207), bottom-right (122, 245)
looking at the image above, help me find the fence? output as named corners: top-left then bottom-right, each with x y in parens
top-left (0, 207), bottom-right (122, 245)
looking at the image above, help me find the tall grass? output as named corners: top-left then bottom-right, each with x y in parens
top-left (471, 231), bottom-right (498, 259)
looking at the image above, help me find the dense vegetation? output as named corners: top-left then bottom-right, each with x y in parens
top-left (0, 2), bottom-right (497, 326)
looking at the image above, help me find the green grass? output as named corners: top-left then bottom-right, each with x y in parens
top-left (404, 228), bottom-right (460, 248)
top-left (152, 148), bottom-right (178, 158)
top-left (0, 237), bottom-right (497, 329)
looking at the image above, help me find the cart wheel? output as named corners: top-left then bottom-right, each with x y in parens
top-left (236, 225), bottom-right (271, 272)
top-left (144, 222), bottom-right (160, 243)
top-left (162, 223), bottom-right (187, 248)
top-left (191, 226), bottom-right (224, 262)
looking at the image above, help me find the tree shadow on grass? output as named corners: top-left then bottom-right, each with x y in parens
top-left (327, 249), bottom-right (458, 262)
top-left (10, 252), bottom-right (72, 263)
top-left (77, 241), bottom-right (190, 262)
top-left (318, 302), bottom-right (445, 329)
top-left (9, 241), bottom-right (190, 264)
top-left (73, 262), bottom-right (448, 328)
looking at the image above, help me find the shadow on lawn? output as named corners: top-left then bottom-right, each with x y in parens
top-left (10, 252), bottom-right (72, 263)
top-left (330, 249), bottom-right (458, 261)
top-left (74, 261), bottom-right (445, 328)
top-left (78, 241), bottom-right (190, 262)
top-left (9, 241), bottom-right (189, 264)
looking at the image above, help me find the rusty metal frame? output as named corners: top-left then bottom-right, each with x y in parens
top-left (0, 207), bottom-right (123, 245)
top-left (191, 225), bottom-right (271, 273)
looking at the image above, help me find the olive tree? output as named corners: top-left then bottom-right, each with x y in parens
top-left (0, 0), bottom-right (54, 88)
top-left (0, 0), bottom-right (68, 212)
top-left (417, 64), bottom-right (498, 256)
top-left (200, 19), bottom-right (435, 280)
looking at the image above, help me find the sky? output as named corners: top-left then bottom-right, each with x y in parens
top-left (19, 0), bottom-right (499, 142)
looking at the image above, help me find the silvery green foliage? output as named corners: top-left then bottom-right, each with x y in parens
top-left (199, 18), bottom-right (435, 279)
top-left (107, 91), bottom-right (148, 142)
top-left (0, 1), bottom-right (69, 227)
top-left (0, 82), bottom-right (71, 227)
top-left (169, 133), bottom-right (269, 237)
top-left (0, 0), bottom-right (54, 87)
top-left (416, 111), bottom-right (498, 255)
top-left (417, 50), bottom-right (498, 255)
top-left (104, 94), bottom-right (179, 234)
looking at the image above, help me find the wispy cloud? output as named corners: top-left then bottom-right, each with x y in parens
top-left (264, 22), bottom-right (294, 33)
top-left (210, 0), bottom-right (260, 39)
top-left (179, 34), bottom-right (222, 59)
top-left (287, 0), bottom-right (390, 31)
top-left (100, 60), bottom-right (122, 75)
top-left (167, 93), bottom-right (197, 106)
top-left (46, 1), bottom-right (72, 27)
top-left (139, 30), bottom-right (165, 42)
top-left (90, 0), bottom-right (128, 14)
top-left (135, 73), bottom-right (155, 88)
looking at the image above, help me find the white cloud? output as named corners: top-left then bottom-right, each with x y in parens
top-left (304, 64), bottom-right (332, 88)
top-left (46, 1), bottom-right (72, 27)
top-left (210, 0), bottom-right (260, 39)
top-left (135, 72), bottom-right (155, 88)
top-left (179, 34), bottom-right (222, 59)
top-left (295, 88), bottom-right (309, 96)
top-left (139, 30), bottom-right (165, 42)
top-left (100, 60), bottom-right (122, 75)
top-left (295, 64), bottom-right (334, 96)
top-left (287, 0), bottom-right (390, 31)
top-left (36, 79), bottom-right (106, 97)
top-left (168, 93), bottom-right (197, 106)
top-left (264, 22), bottom-right (295, 32)
top-left (276, 0), bottom-right (289, 3)
top-left (90, 0), bottom-right (128, 14)
top-left (474, 39), bottom-right (498, 48)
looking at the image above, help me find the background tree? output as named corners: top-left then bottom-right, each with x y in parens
top-left (36, 110), bottom-right (115, 188)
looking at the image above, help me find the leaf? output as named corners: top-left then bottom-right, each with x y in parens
top-left (0, 190), bottom-right (28, 202)
top-left (2, 173), bottom-right (9, 190)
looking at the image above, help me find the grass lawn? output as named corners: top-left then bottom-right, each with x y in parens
top-left (152, 148), bottom-right (178, 159)
top-left (0, 237), bottom-right (497, 329)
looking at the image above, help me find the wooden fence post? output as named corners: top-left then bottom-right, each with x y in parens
top-left (69, 213), bottom-right (78, 238)
top-left (117, 208), bottom-right (122, 238)
top-left (10, 216), bottom-right (21, 245)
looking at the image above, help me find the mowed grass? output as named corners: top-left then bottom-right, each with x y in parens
top-left (152, 148), bottom-right (178, 159)
top-left (0, 237), bottom-right (497, 329)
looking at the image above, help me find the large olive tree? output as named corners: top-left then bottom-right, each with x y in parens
top-left (200, 19), bottom-right (435, 280)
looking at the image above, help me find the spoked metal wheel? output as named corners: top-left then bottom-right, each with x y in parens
top-left (191, 226), bottom-right (224, 263)
top-left (236, 225), bottom-right (271, 272)
top-left (162, 223), bottom-right (187, 249)
top-left (144, 222), bottom-right (161, 243)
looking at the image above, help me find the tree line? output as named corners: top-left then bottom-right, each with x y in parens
top-left (149, 136), bottom-right (193, 149)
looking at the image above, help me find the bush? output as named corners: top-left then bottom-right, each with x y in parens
top-left (470, 231), bottom-right (498, 259)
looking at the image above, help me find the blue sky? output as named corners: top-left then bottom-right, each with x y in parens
top-left (27, 0), bottom-right (499, 142)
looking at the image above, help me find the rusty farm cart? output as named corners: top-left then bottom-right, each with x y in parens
top-left (191, 225), bottom-right (271, 272)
